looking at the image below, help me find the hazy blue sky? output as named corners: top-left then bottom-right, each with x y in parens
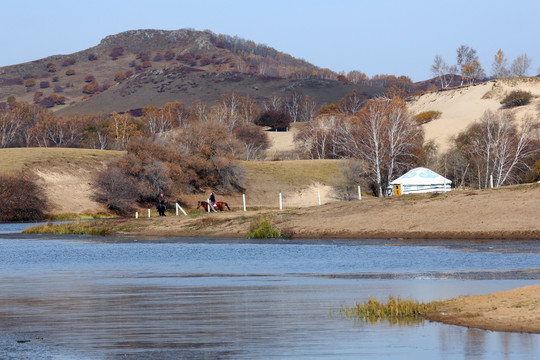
top-left (2, 0), bottom-right (539, 81)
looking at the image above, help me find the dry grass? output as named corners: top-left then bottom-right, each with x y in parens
top-left (0, 148), bottom-right (125, 175)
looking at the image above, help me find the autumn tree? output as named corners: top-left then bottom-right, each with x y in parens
top-left (108, 112), bottom-right (141, 150)
top-left (456, 45), bottom-right (484, 85)
top-left (336, 89), bottom-right (366, 115)
top-left (491, 49), bottom-right (509, 78)
top-left (346, 70), bottom-right (369, 84)
top-left (162, 101), bottom-right (191, 127)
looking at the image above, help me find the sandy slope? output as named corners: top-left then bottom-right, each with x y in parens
top-left (408, 77), bottom-right (540, 151)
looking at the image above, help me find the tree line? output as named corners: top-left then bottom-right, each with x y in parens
top-left (431, 45), bottom-right (535, 89)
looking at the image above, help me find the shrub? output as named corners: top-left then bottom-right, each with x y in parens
top-left (88, 53), bottom-right (98, 61)
top-left (114, 72), bottom-right (127, 82)
top-left (413, 110), bottom-right (442, 125)
top-left (82, 81), bottom-right (98, 94)
top-left (200, 57), bottom-right (213, 66)
top-left (248, 215), bottom-right (281, 239)
top-left (24, 78), bottom-right (36, 88)
top-left (47, 64), bottom-right (56, 72)
top-left (255, 110), bottom-right (292, 130)
top-left (39, 81), bottom-right (50, 89)
top-left (92, 165), bottom-right (139, 214)
top-left (62, 58), bottom-right (76, 67)
top-left (65, 69), bottom-right (75, 76)
top-left (109, 46), bottom-right (124, 60)
top-left (501, 90), bottom-right (533, 108)
top-left (0, 173), bottom-right (48, 221)
top-left (164, 50), bottom-right (175, 61)
top-left (85, 75), bottom-right (96, 83)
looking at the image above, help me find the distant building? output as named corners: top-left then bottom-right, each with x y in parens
top-left (388, 167), bottom-right (451, 196)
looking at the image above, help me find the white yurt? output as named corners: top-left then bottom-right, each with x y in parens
top-left (388, 167), bottom-right (451, 196)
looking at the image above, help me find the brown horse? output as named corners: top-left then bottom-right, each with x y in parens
top-left (197, 200), bottom-right (231, 212)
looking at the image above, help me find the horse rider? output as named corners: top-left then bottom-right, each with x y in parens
top-left (208, 191), bottom-right (217, 212)
top-left (157, 193), bottom-right (167, 215)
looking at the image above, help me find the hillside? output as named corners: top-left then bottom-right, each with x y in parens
top-left (408, 77), bottom-right (540, 151)
top-left (0, 29), bottom-right (385, 115)
top-left (0, 148), bottom-right (345, 214)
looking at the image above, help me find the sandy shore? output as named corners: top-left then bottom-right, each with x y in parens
top-left (425, 284), bottom-right (540, 333)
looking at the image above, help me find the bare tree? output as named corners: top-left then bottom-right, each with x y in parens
top-left (431, 55), bottom-right (457, 88)
top-left (233, 124), bottom-right (270, 160)
top-left (453, 110), bottom-right (539, 188)
top-left (285, 90), bottom-right (303, 122)
top-left (0, 107), bottom-right (21, 147)
top-left (336, 89), bottom-right (366, 115)
top-left (510, 54), bottom-right (532, 77)
top-left (299, 95), bottom-right (318, 122)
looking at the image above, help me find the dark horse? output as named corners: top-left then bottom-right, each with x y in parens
top-left (156, 202), bottom-right (167, 216)
top-left (197, 200), bottom-right (231, 212)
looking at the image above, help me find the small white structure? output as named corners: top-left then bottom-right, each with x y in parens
top-left (388, 167), bottom-right (451, 196)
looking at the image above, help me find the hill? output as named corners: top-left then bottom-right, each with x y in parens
top-left (408, 77), bottom-right (540, 151)
top-left (0, 29), bottom-right (385, 115)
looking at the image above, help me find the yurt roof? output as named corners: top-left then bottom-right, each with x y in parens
top-left (390, 167), bottom-right (452, 185)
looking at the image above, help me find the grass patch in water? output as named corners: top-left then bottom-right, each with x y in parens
top-left (339, 296), bottom-right (436, 320)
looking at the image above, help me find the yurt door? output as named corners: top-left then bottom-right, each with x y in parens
top-left (393, 184), bottom-right (401, 196)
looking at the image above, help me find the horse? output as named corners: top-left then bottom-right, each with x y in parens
top-left (197, 200), bottom-right (231, 212)
top-left (156, 202), bottom-right (167, 216)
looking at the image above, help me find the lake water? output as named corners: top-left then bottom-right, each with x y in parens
top-left (0, 223), bottom-right (539, 359)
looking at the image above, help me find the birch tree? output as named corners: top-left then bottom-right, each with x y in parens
top-left (511, 54), bottom-right (532, 77)
top-left (491, 49), bottom-right (509, 79)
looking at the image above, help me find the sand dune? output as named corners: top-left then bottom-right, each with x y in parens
top-left (408, 78), bottom-right (540, 151)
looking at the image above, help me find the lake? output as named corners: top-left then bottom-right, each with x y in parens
top-left (0, 224), bottom-right (539, 359)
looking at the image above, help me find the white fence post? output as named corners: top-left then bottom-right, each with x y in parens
top-left (135, 211), bottom-right (138, 219)
top-left (490, 174), bottom-right (494, 188)
top-left (279, 192), bottom-right (282, 210)
top-left (148, 208), bottom-right (151, 218)
top-left (176, 202), bottom-right (188, 216)
top-left (243, 194), bottom-right (246, 212)
top-left (358, 185), bottom-right (362, 200)
top-left (318, 189), bottom-right (321, 205)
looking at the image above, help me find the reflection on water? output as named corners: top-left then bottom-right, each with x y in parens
top-left (0, 233), bottom-right (539, 359)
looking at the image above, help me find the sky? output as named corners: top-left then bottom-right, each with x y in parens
top-left (1, 0), bottom-right (539, 82)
